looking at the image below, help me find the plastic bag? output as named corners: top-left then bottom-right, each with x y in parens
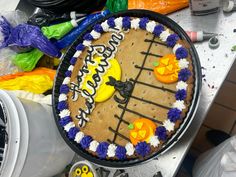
top-left (0, 48), bottom-right (21, 76)
top-left (7, 90), bottom-right (52, 105)
top-left (55, 10), bottom-right (110, 50)
top-left (0, 11), bottom-right (33, 53)
top-left (0, 10), bottom-right (28, 27)
top-left (41, 18), bottom-right (86, 40)
top-left (37, 55), bottom-right (60, 69)
top-left (106, 0), bottom-right (128, 12)
top-left (12, 49), bottom-right (43, 71)
top-left (0, 16), bottom-right (61, 57)
top-left (193, 136), bottom-right (236, 177)
top-left (41, 20), bottom-right (74, 40)
top-left (0, 67), bottom-right (56, 82)
top-left (0, 75), bottom-right (53, 94)
top-left (28, 11), bottom-right (71, 27)
top-left (128, 0), bottom-right (189, 15)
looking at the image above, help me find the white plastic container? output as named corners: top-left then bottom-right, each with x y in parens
top-left (0, 90), bottom-right (75, 177)
top-left (69, 161), bottom-right (98, 177)
top-left (190, 0), bottom-right (220, 15)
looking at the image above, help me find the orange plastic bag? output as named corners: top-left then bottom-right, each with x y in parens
top-left (0, 67), bottom-right (56, 82)
top-left (128, 0), bottom-right (189, 15)
top-left (0, 75), bottom-right (53, 94)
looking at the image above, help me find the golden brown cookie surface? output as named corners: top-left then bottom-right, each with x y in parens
top-left (56, 16), bottom-right (195, 161)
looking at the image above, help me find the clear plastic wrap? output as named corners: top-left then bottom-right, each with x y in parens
top-left (0, 48), bottom-right (21, 76)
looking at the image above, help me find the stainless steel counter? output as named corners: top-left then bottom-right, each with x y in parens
top-left (80, 8), bottom-right (236, 177)
top-left (113, 8), bottom-right (236, 177)
top-left (1, 1), bottom-right (236, 176)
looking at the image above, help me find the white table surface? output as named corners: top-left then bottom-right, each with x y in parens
top-left (0, 0), bottom-right (19, 12)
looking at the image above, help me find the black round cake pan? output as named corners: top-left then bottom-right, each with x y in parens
top-left (52, 9), bottom-right (202, 168)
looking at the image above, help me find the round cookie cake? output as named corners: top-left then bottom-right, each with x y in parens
top-left (53, 10), bottom-right (201, 167)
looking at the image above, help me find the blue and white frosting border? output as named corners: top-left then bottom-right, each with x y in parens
top-left (57, 17), bottom-right (191, 159)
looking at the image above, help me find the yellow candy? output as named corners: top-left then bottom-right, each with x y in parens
top-left (86, 172), bottom-right (94, 177)
top-left (81, 172), bottom-right (94, 177)
top-left (0, 75), bottom-right (53, 94)
top-left (81, 173), bottom-right (87, 177)
top-left (82, 165), bottom-right (89, 173)
top-left (81, 57), bottom-right (121, 102)
top-left (75, 168), bottom-right (82, 176)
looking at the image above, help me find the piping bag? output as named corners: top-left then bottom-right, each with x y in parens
top-left (0, 74), bottom-right (53, 94)
top-left (12, 18), bottom-right (85, 71)
top-left (0, 67), bottom-right (55, 82)
top-left (106, 0), bottom-right (128, 12)
top-left (28, 11), bottom-right (86, 27)
top-left (10, 10), bottom-right (110, 71)
top-left (0, 16), bottom-right (61, 58)
top-left (55, 10), bottom-right (111, 50)
top-left (12, 48), bottom-right (44, 71)
top-left (41, 17), bottom-right (86, 40)
top-left (128, 0), bottom-right (189, 15)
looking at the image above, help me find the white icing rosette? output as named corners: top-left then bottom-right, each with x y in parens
top-left (59, 109), bottom-right (70, 118)
top-left (149, 136), bottom-right (160, 147)
top-left (107, 144), bottom-right (117, 157)
top-left (125, 142), bottom-right (135, 156)
top-left (64, 122), bottom-right (75, 132)
top-left (160, 29), bottom-right (170, 42)
top-left (59, 94), bottom-right (67, 102)
top-left (89, 140), bottom-right (99, 152)
top-left (74, 131), bottom-right (85, 143)
top-left (173, 100), bottom-right (186, 111)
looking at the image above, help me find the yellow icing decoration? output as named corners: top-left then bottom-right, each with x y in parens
top-left (166, 64), bottom-right (173, 71)
top-left (161, 58), bottom-right (169, 65)
top-left (130, 118), bottom-right (157, 145)
top-left (131, 132), bottom-right (138, 138)
top-left (81, 56), bottom-right (121, 102)
top-left (154, 54), bottom-right (180, 84)
top-left (135, 122), bottom-right (143, 129)
top-left (157, 67), bottom-right (165, 75)
top-left (138, 130), bottom-right (146, 138)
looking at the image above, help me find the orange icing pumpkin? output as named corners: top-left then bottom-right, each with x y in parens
top-left (129, 118), bottom-right (156, 145)
top-left (154, 54), bottom-right (180, 84)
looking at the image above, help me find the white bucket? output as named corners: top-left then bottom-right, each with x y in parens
top-left (0, 90), bottom-right (75, 177)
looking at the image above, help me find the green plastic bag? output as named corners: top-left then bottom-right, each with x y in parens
top-left (106, 0), bottom-right (128, 13)
top-left (41, 21), bottom-right (74, 40)
top-left (12, 49), bottom-right (43, 71)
